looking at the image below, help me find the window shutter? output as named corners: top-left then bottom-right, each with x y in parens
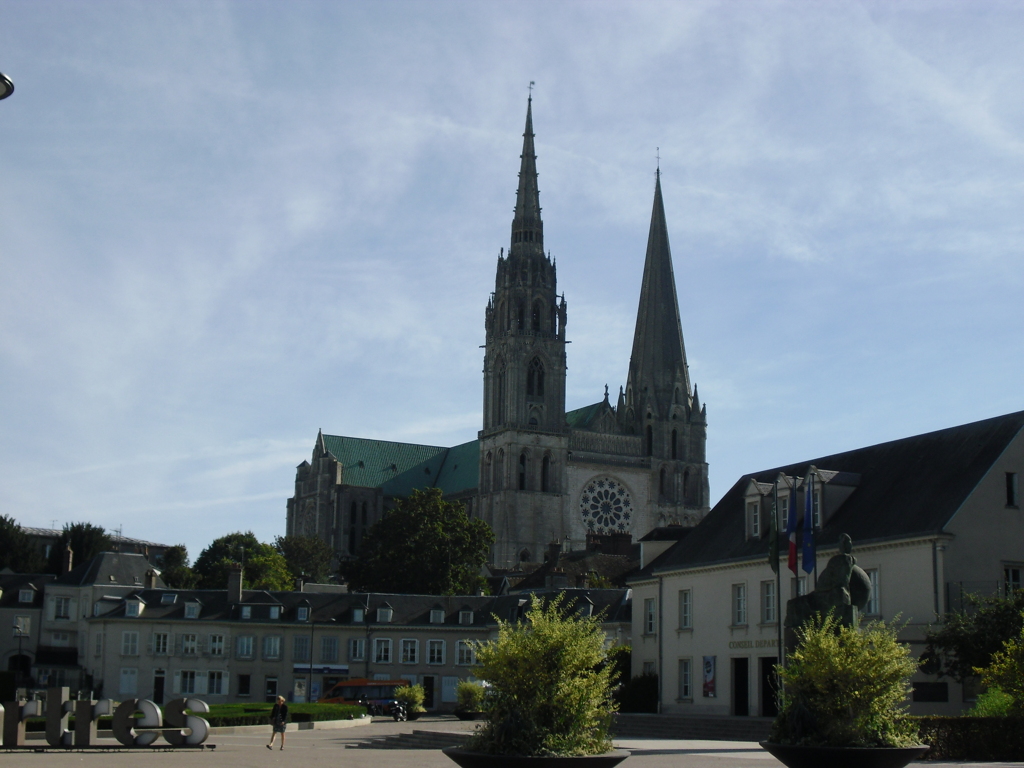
top-left (69, 598), bottom-right (79, 618)
top-left (172, 671), bottom-right (181, 694)
top-left (195, 674), bottom-right (208, 695)
top-left (46, 597), bottom-right (56, 621)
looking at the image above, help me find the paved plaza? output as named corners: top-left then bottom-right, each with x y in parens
top-left (3, 716), bottom-right (1021, 768)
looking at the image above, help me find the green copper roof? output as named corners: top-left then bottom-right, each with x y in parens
top-left (381, 439), bottom-right (480, 498)
top-left (566, 401), bottom-right (605, 429)
top-left (321, 435), bottom-right (447, 489)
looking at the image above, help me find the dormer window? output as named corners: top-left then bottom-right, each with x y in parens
top-left (748, 501), bottom-right (760, 538)
top-left (126, 602), bottom-right (141, 617)
top-left (18, 589), bottom-right (33, 604)
top-left (430, 609), bottom-right (445, 624)
top-left (185, 602), bottom-right (200, 619)
top-left (459, 609), bottom-right (473, 626)
top-left (298, 606), bottom-right (309, 621)
top-left (161, 593), bottom-right (177, 605)
top-left (269, 606), bottom-right (281, 620)
top-left (352, 607), bottom-right (364, 623)
top-left (241, 606), bottom-right (251, 620)
top-left (377, 606), bottom-right (393, 623)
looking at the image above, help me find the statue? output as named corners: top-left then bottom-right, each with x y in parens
top-left (784, 534), bottom-right (871, 650)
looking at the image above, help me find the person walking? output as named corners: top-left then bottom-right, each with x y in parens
top-left (267, 695), bottom-right (289, 750)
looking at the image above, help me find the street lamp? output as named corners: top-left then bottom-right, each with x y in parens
top-left (0, 73), bottom-right (14, 100)
top-left (12, 619), bottom-right (28, 684)
top-left (307, 616), bottom-right (335, 703)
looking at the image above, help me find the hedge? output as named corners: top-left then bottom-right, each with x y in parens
top-left (915, 716), bottom-right (1024, 761)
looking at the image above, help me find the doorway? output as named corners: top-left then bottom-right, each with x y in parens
top-left (265, 676), bottom-right (278, 702)
top-left (759, 657), bottom-right (779, 717)
top-left (422, 675), bottom-right (436, 709)
top-left (732, 657), bottom-right (749, 716)
top-left (152, 671), bottom-right (165, 704)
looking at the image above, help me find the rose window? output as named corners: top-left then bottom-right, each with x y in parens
top-left (579, 477), bottom-right (633, 534)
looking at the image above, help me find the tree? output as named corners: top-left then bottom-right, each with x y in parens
top-left (274, 535), bottom-right (334, 584)
top-left (979, 625), bottom-right (1024, 715)
top-left (46, 522), bottom-right (112, 574)
top-left (193, 532), bottom-right (292, 591)
top-left (347, 488), bottom-right (494, 595)
top-left (468, 593), bottom-right (616, 756)
top-left (922, 590), bottom-right (1024, 683)
top-left (160, 544), bottom-right (197, 589)
top-left (0, 515), bottom-right (46, 573)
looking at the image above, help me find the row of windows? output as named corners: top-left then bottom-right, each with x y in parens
top-left (747, 494), bottom-right (820, 540)
top-left (642, 573), bottom-right (882, 635)
top-left (485, 450), bottom-right (554, 493)
top-left (116, 631), bottom-right (477, 665)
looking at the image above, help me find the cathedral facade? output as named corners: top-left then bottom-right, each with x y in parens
top-left (287, 99), bottom-right (709, 567)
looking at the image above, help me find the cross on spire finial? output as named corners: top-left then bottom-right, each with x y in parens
top-left (656, 147), bottom-right (660, 177)
top-left (529, 81), bottom-right (535, 99)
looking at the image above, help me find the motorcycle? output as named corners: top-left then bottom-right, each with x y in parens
top-left (391, 700), bottom-right (407, 722)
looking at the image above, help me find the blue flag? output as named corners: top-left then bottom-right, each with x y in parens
top-left (802, 471), bottom-right (816, 574)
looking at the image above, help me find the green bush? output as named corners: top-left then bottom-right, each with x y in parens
top-left (970, 686), bottom-right (1013, 717)
top-left (977, 625), bottom-right (1024, 715)
top-left (455, 681), bottom-right (485, 712)
top-left (771, 614), bottom-right (919, 748)
top-left (393, 684), bottom-right (427, 713)
top-left (467, 593), bottom-right (616, 757)
top-left (614, 674), bottom-right (658, 713)
top-left (915, 716), bottom-right (1024, 761)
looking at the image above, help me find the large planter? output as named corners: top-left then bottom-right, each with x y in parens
top-left (760, 742), bottom-right (928, 768)
top-left (443, 747), bottom-right (629, 768)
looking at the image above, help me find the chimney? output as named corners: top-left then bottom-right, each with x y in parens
top-left (547, 539), bottom-right (562, 565)
top-left (62, 545), bottom-right (74, 575)
top-left (144, 569), bottom-right (158, 589)
top-left (228, 564), bottom-right (243, 603)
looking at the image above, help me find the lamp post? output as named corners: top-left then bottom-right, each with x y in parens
top-left (0, 73), bottom-right (14, 100)
top-left (307, 616), bottom-right (335, 703)
top-left (12, 619), bottom-right (28, 684)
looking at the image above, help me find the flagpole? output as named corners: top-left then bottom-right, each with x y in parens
top-left (774, 479), bottom-right (784, 672)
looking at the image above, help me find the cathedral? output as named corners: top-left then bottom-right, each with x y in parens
top-left (287, 98), bottom-right (710, 568)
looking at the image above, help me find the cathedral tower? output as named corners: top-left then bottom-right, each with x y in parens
top-left (479, 97), bottom-right (569, 565)
top-left (617, 171), bottom-right (709, 521)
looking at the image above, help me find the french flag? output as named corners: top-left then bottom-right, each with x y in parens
top-left (786, 478), bottom-right (800, 574)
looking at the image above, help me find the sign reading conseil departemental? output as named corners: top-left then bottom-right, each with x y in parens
top-left (1, 687), bottom-right (211, 748)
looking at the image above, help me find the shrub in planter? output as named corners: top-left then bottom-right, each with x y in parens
top-left (456, 681), bottom-right (486, 712)
top-left (465, 593), bottom-right (616, 757)
top-left (770, 614), bottom-right (919, 748)
top-left (977, 625), bottom-right (1024, 715)
top-left (394, 684), bottom-right (427, 714)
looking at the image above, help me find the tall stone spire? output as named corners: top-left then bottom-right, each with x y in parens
top-left (624, 170), bottom-right (691, 421)
top-left (510, 96), bottom-right (544, 257)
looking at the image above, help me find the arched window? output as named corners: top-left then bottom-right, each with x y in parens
top-left (496, 450), bottom-right (505, 490)
top-left (532, 300), bottom-right (542, 331)
top-left (646, 425), bottom-right (653, 456)
top-left (495, 357), bottom-right (507, 425)
top-left (671, 429), bottom-right (678, 460)
top-left (519, 452), bottom-right (528, 490)
top-left (527, 357), bottom-right (545, 396)
top-left (517, 301), bottom-right (525, 331)
top-left (485, 452), bottom-right (493, 492)
top-left (519, 549), bottom-right (531, 563)
top-left (541, 455), bottom-right (551, 492)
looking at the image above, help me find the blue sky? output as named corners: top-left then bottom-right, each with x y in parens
top-left (2, 1), bottom-right (1022, 563)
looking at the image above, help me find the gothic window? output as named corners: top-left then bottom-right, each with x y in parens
top-left (645, 425), bottom-right (653, 456)
top-left (528, 408), bottom-right (539, 426)
top-left (519, 452), bottom-right (528, 491)
top-left (579, 477), bottom-right (634, 534)
top-left (484, 452), bottom-right (492, 492)
top-left (541, 455), bottom-right (551, 492)
top-left (496, 450), bottom-right (504, 490)
top-left (532, 300), bottom-right (542, 331)
top-left (350, 501), bottom-right (357, 524)
top-left (527, 357), bottom-right (545, 396)
top-left (517, 301), bottom-right (525, 331)
top-left (495, 357), bottom-right (507, 425)
top-left (671, 430), bottom-right (678, 460)
top-left (519, 549), bottom-right (531, 563)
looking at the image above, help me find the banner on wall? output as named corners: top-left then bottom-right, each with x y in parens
top-left (703, 656), bottom-right (716, 697)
